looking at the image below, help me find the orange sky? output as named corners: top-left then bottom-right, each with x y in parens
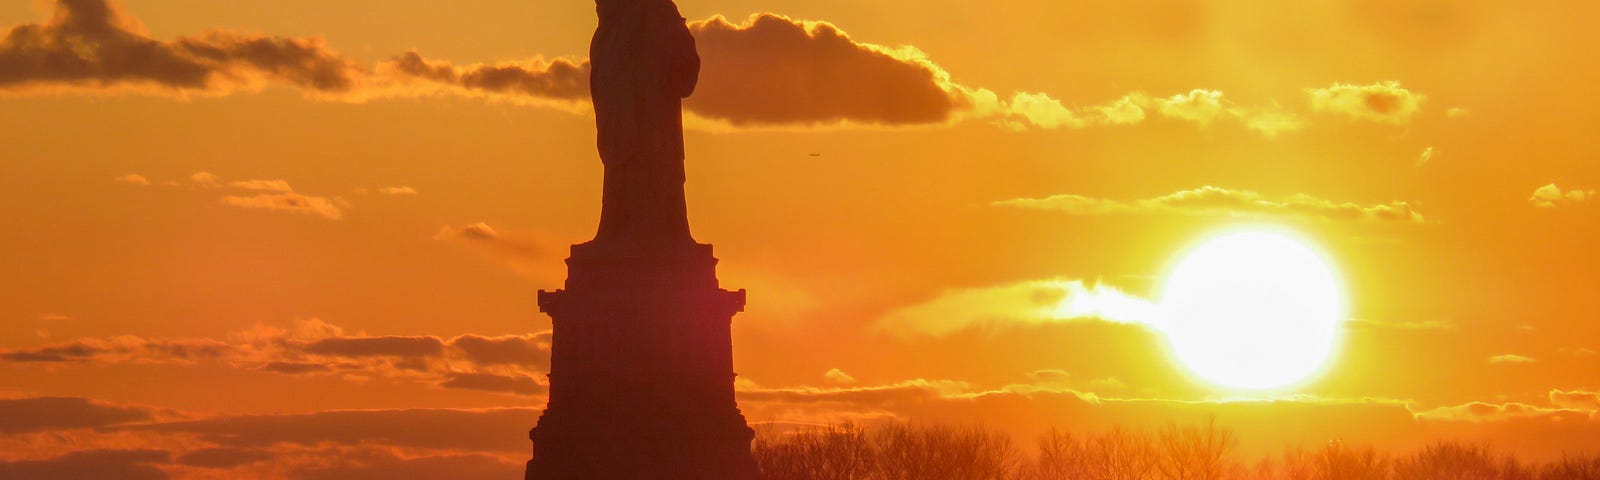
top-left (1, 0), bottom-right (1597, 477)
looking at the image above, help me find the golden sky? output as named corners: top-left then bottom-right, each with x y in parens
top-left (1, 0), bottom-right (1597, 477)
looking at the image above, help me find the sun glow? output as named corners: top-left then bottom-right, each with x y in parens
top-left (1159, 229), bottom-right (1344, 390)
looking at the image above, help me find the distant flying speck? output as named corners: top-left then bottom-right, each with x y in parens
top-left (808, 153), bottom-right (823, 157)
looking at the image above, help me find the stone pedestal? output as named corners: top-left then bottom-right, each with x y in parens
top-left (525, 242), bottom-right (758, 480)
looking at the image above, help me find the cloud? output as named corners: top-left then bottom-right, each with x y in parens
top-left (1487, 354), bottom-right (1536, 365)
top-left (377, 186), bottom-right (418, 196)
top-left (434, 223), bottom-right (552, 278)
top-left (173, 447), bottom-right (273, 469)
top-left (438, 373), bottom-right (545, 396)
top-left (137, 408), bottom-right (539, 453)
top-left (113, 174), bottom-right (149, 185)
top-left (1548, 390), bottom-right (1600, 410)
top-left (380, 50), bottom-right (589, 108)
top-left (226, 179), bottom-right (294, 192)
top-left (1107, 90), bottom-right (1306, 136)
top-left (1529, 183), bottom-right (1595, 208)
top-left (994, 186), bottom-right (1425, 223)
top-left (0, 449), bottom-right (171, 480)
top-left (1026, 369), bottom-right (1072, 382)
top-left (1307, 81), bottom-right (1425, 124)
top-left (1559, 347), bottom-right (1597, 358)
top-left (1447, 107), bottom-right (1471, 119)
top-left (0, 0), bottom-right (365, 97)
top-left (738, 378), bottom-right (973, 410)
top-left (35, 313), bottom-right (70, 321)
top-left (449, 333), bottom-right (552, 369)
top-left (1157, 89), bottom-right (1228, 125)
top-left (0, 318), bottom-right (553, 397)
top-left (301, 336), bottom-right (445, 360)
top-left (681, 14), bottom-right (969, 127)
top-left (874, 278), bottom-right (1159, 338)
top-left (0, 397), bottom-right (153, 433)
top-left (1232, 105), bottom-right (1308, 137)
top-left (259, 361), bottom-right (333, 375)
top-left (0, 404), bottom-right (533, 479)
top-left (434, 222), bottom-right (499, 241)
top-left (0, 336), bottom-right (231, 364)
top-left (129, 171), bottom-right (351, 219)
top-left (185, 172), bottom-right (221, 187)
top-left (219, 192), bottom-right (344, 220)
top-left (1417, 147), bottom-right (1436, 167)
top-left (995, 90), bottom-right (1303, 133)
top-left (823, 368), bottom-right (857, 385)
top-left (1412, 401), bottom-right (1590, 423)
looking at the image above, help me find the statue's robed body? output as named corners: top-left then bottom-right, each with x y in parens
top-left (590, 0), bottom-right (701, 248)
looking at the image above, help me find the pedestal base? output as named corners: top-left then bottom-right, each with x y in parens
top-left (525, 243), bottom-right (758, 480)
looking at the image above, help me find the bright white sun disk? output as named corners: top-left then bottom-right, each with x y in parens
top-left (1158, 230), bottom-right (1343, 390)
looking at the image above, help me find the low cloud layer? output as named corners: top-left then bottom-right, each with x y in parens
top-left (0, 318), bottom-right (553, 397)
top-left (0, 403), bottom-right (534, 480)
top-left (0, 449), bottom-right (172, 480)
top-left (994, 186), bottom-right (1426, 223)
top-left (0, 397), bottom-right (154, 434)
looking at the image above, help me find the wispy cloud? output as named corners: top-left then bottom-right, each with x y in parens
top-left (219, 192), bottom-right (344, 220)
top-left (112, 174), bottom-right (149, 186)
top-left (121, 171), bottom-right (348, 220)
top-left (1487, 354), bottom-right (1536, 365)
top-left (874, 278), bottom-right (1160, 338)
top-left (994, 186), bottom-right (1425, 223)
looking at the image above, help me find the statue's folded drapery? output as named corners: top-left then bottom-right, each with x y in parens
top-left (590, 0), bottom-right (701, 248)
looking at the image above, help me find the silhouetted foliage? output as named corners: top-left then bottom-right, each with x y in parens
top-left (752, 422), bottom-right (1600, 480)
top-left (754, 423), bottom-right (1019, 480)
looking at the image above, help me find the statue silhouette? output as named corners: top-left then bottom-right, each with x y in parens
top-left (524, 1), bottom-right (760, 478)
top-left (590, 0), bottom-right (699, 250)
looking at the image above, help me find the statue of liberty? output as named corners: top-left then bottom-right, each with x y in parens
top-left (588, 0), bottom-right (701, 250)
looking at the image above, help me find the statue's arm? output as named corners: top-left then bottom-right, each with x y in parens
top-left (669, 17), bottom-right (700, 98)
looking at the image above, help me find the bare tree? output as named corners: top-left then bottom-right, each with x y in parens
top-left (1393, 442), bottom-right (1504, 480)
top-left (873, 423), bottom-right (1021, 480)
top-left (750, 421), bottom-right (1600, 480)
top-left (1313, 441), bottom-right (1391, 480)
top-left (1082, 426), bottom-right (1159, 480)
top-left (1154, 419), bottom-right (1237, 480)
top-left (1027, 428), bottom-right (1088, 480)
top-left (753, 424), bottom-right (875, 480)
top-left (1540, 453), bottom-right (1600, 480)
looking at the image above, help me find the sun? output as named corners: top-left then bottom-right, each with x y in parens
top-left (1158, 228), bottom-right (1344, 390)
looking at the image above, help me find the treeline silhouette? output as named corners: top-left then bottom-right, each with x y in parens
top-left (751, 422), bottom-right (1600, 479)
